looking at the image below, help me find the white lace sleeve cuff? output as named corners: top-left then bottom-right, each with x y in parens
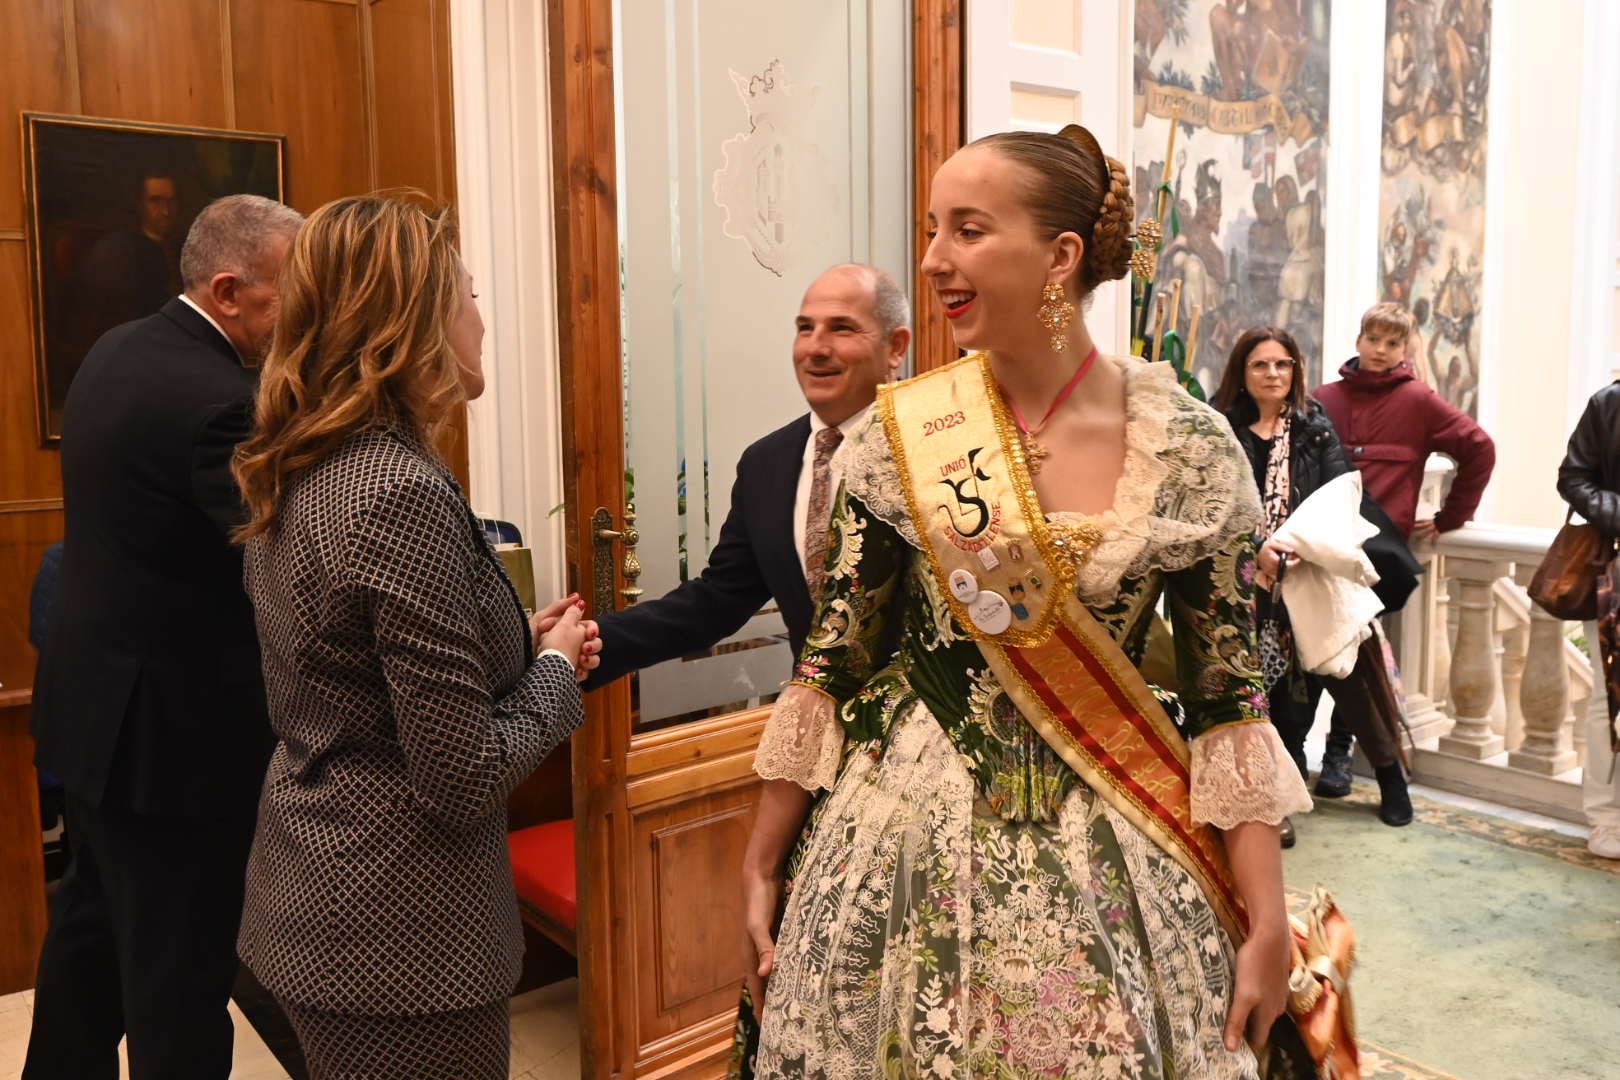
top-left (1189, 721), bottom-right (1314, 829)
top-left (753, 683), bottom-right (844, 792)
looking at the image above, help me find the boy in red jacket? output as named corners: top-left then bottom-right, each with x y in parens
top-left (1311, 302), bottom-right (1496, 797)
top-left (1316, 303), bottom-right (1496, 542)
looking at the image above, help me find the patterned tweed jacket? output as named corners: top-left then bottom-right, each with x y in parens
top-left (236, 423), bottom-right (583, 1015)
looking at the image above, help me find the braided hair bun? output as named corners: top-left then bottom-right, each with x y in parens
top-left (1056, 125), bottom-right (1134, 292)
top-left (969, 125), bottom-right (1136, 296)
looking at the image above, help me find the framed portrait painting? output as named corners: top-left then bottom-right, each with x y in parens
top-left (22, 113), bottom-right (286, 443)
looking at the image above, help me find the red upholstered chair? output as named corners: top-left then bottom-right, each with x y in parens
top-left (507, 819), bottom-right (577, 954)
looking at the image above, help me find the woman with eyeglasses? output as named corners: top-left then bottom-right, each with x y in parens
top-left (1213, 326), bottom-right (1411, 845)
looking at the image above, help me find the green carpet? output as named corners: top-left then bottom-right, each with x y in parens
top-left (1282, 789), bottom-right (1620, 1080)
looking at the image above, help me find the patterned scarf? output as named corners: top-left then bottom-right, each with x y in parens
top-left (1258, 410), bottom-right (1293, 538)
top-left (1255, 410), bottom-right (1294, 692)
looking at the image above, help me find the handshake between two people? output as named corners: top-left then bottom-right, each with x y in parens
top-left (528, 593), bottom-right (603, 681)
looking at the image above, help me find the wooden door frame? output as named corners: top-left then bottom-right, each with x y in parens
top-left (546, 1), bottom-right (962, 1075)
top-left (547, 0), bottom-right (633, 1075)
top-left (912, 1), bottom-right (965, 374)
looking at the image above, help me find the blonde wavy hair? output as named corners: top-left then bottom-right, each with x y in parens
top-left (233, 194), bottom-right (466, 541)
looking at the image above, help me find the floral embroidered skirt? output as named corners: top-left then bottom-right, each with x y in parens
top-left (734, 703), bottom-right (1260, 1080)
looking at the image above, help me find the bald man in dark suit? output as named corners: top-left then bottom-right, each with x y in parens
top-left (588, 264), bottom-right (911, 688)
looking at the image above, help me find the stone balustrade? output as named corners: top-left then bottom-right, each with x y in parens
top-left (1384, 465), bottom-right (1592, 821)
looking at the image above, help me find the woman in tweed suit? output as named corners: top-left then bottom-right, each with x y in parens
top-left (231, 195), bottom-right (597, 1077)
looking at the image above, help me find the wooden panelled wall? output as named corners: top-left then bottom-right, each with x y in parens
top-left (0, 0), bottom-right (460, 991)
top-left (0, 0), bottom-right (460, 695)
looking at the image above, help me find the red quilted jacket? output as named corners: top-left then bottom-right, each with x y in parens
top-left (1313, 358), bottom-right (1496, 539)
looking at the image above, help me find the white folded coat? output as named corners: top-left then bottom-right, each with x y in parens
top-left (1268, 470), bottom-right (1384, 678)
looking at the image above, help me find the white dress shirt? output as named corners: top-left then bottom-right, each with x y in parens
top-left (792, 405), bottom-right (871, 570)
top-left (178, 294), bottom-right (242, 362)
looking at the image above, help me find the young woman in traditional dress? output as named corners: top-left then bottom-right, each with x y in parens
top-left (730, 127), bottom-right (1312, 1080)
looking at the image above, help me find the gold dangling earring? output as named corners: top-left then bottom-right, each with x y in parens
top-left (1037, 282), bottom-right (1075, 353)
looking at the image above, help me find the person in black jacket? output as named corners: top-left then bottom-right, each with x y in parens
top-left (1556, 384), bottom-right (1620, 859)
top-left (24, 195), bottom-right (302, 1079)
top-left (1215, 326), bottom-right (1411, 841)
top-left (587, 263), bottom-right (910, 689)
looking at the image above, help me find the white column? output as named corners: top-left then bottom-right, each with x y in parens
top-left (449, 0), bottom-right (569, 598)
top-left (1395, 547), bottom-right (1450, 743)
top-left (1500, 620), bottom-right (1528, 752)
top-left (1509, 565), bottom-right (1578, 775)
top-left (1439, 556), bottom-right (1509, 759)
top-left (1320, 0), bottom-right (1385, 373)
top-left (1431, 565), bottom-right (1453, 717)
top-left (1568, 0), bottom-right (1620, 422)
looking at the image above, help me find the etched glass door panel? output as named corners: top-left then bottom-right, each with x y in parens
top-left (613, 0), bottom-right (912, 731)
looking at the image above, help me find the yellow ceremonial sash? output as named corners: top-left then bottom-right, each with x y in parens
top-left (878, 352), bottom-right (1247, 942)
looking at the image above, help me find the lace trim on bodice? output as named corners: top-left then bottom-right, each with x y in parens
top-left (839, 357), bottom-right (1262, 604)
top-left (836, 412), bottom-right (923, 549)
top-left (1188, 720), bottom-right (1315, 828)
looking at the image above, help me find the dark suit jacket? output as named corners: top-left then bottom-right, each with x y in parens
top-left (31, 298), bottom-right (273, 818)
top-left (589, 414), bottom-right (813, 687)
top-left (28, 542), bottom-right (63, 651)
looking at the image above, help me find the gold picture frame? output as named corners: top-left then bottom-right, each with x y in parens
top-left (22, 112), bottom-right (286, 444)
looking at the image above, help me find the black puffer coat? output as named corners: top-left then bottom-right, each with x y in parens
top-left (1224, 396), bottom-right (1352, 512)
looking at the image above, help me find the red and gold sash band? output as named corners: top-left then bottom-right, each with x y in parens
top-left (977, 599), bottom-right (1248, 943)
top-left (880, 352), bottom-right (1247, 944)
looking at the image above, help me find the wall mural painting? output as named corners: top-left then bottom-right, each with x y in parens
top-left (1377, 0), bottom-right (1490, 416)
top-left (1133, 0), bottom-right (1332, 393)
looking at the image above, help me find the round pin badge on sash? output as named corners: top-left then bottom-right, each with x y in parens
top-left (967, 590), bottom-right (1013, 635)
top-left (948, 569), bottom-right (979, 603)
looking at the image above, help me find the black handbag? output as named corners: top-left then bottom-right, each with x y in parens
top-left (1359, 493), bottom-right (1423, 614)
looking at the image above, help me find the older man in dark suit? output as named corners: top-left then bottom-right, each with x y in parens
top-left (25, 194), bottom-right (302, 1080)
top-left (588, 263), bottom-right (911, 686)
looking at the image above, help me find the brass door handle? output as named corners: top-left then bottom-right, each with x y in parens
top-left (590, 504), bottom-right (643, 613)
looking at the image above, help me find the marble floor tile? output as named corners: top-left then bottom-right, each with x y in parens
top-left (1301, 705), bottom-right (1593, 839)
top-left (0, 995), bottom-right (32, 1079)
top-left (512, 1040), bottom-right (583, 1080)
top-left (1407, 781), bottom-right (1591, 838)
top-left (0, 991), bottom-right (287, 1080)
top-left (226, 1000), bottom-right (292, 1080)
top-left (510, 979), bottom-right (580, 1077)
top-left (1, 980), bottom-right (573, 1080)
